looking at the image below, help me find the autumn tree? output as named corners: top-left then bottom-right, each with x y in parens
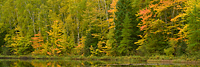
top-left (30, 32), bottom-right (44, 55)
top-left (185, 0), bottom-right (200, 56)
top-left (46, 20), bottom-right (63, 56)
top-left (136, 0), bottom-right (187, 55)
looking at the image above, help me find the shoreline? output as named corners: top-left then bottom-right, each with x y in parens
top-left (0, 55), bottom-right (199, 64)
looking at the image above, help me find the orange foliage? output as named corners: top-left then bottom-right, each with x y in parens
top-left (140, 25), bottom-right (147, 31)
top-left (138, 7), bottom-right (152, 31)
top-left (30, 32), bottom-right (44, 55)
top-left (138, 8), bottom-right (151, 16)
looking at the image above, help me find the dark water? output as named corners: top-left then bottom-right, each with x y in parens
top-left (0, 59), bottom-right (199, 67)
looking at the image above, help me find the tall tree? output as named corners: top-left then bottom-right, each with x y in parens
top-left (119, 13), bottom-right (133, 55)
top-left (136, 0), bottom-right (187, 55)
top-left (114, 0), bottom-right (141, 55)
top-left (185, 0), bottom-right (200, 56)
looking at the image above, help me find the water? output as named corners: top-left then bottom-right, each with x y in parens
top-left (0, 59), bottom-right (199, 67)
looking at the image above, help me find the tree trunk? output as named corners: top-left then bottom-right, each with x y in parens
top-left (103, 0), bottom-right (109, 28)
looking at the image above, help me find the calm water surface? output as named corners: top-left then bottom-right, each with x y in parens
top-left (0, 59), bottom-right (199, 67)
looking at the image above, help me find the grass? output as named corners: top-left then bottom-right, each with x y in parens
top-left (0, 55), bottom-right (199, 64)
top-left (64, 55), bottom-right (147, 62)
top-left (0, 55), bottom-right (62, 60)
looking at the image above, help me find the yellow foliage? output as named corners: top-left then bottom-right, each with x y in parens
top-left (108, 26), bottom-right (115, 29)
top-left (171, 14), bottom-right (187, 22)
top-left (73, 36), bottom-right (85, 55)
top-left (89, 45), bottom-right (95, 56)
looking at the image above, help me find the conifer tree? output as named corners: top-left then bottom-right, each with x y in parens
top-left (114, 0), bottom-right (140, 55)
top-left (119, 14), bottom-right (133, 55)
top-left (114, 0), bottom-right (124, 48)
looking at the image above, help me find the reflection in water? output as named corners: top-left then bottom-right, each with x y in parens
top-left (0, 59), bottom-right (199, 67)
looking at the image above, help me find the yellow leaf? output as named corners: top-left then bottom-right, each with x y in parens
top-left (57, 50), bottom-right (61, 54)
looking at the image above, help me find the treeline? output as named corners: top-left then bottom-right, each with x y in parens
top-left (0, 0), bottom-right (199, 57)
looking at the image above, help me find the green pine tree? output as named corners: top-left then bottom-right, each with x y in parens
top-left (114, 0), bottom-right (141, 55)
top-left (119, 14), bottom-right (133, 55)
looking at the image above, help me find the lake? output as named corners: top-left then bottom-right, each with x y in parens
top-left (0, 59), bottom-right (199, 67)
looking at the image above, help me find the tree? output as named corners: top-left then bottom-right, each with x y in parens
top-left (185, 0), bottom-right (200, 56)
top-left (119, 13), bottom-right (134, 55)
top-left (105, 29), bottom-right (115, 56)
top-left (30, 32), bottom-right (44, 55)
top-left (46, 20), bottom-right (64, 56)
top-left (136, 0), bottom-right (187, 55)
top-left (114, 0), bottom-right (141, 55)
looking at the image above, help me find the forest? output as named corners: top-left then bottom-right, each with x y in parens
top-left (0, 0), bottom-right (199, 59)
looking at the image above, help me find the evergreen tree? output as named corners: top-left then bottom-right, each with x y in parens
top-left (114, 0), bottom-right (124, 49)
top-left (114, 0), bottom-right (140, 55)
top-left (119, 14), bottom-right (132, 55)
